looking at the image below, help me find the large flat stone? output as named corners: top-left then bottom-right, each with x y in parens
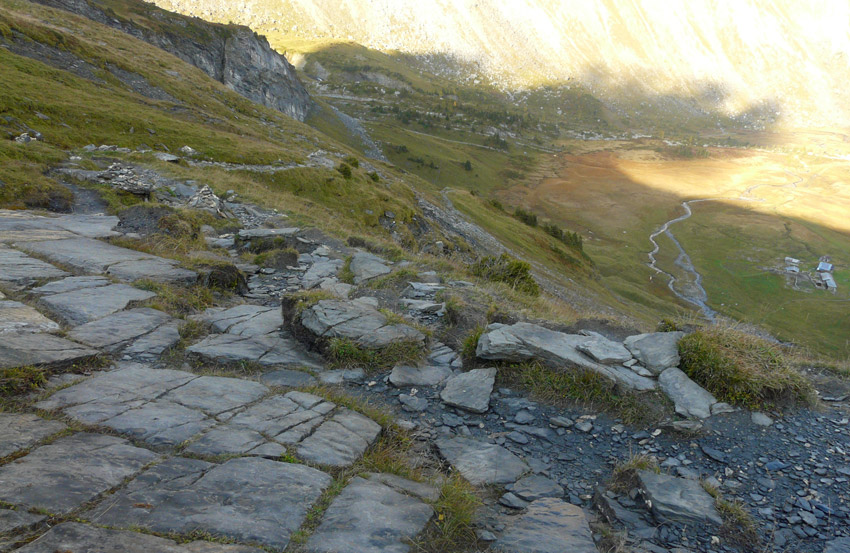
top-left (440, 368), bottom-right (496, 413)
top-left (492, 498), bottom-right (597, 553)
top-left (163, 375), bottom-right (268, 416)
top-left (68, 308), bottom-right (173, 351)
top-left (228, 392), bottom-right (333, 437)
top-left (296, 408), bottom-right (382, 467)
top-left (0, 413), bottom-right (66, 458)
top-left (389, 364), bottom-right (452, 387)
top-left (0, 331), bottom-right (98, 369)
top-left (658, 367), bottom-right (717, 419)
top-left (577, 335), bottom-right (633, 365)
top-left (0, 508), bottom-right (45, 533)
top-left (300, 299), bottom-right (425, 349)
top-left (349, 252), bottom-right (391, 284)
top-left (21, 237), bottom-right (196, 284)
top-left (101, 400), bottom-right (215, 447)
top-left (187, 332), bottom-right (323, 369)
top-left (198, 305), bottom-right (283, 336)
top-left (637, 470), bottom-right (722, 526)
top-left (436, 436), bottom-right (528, 486)
top-left (0, 300), bottom-right (59, 334)
top-left (624, 331), bottom-right (685, 373)
top-left (260, 368), bottom-right (318, 387)
top-left (0, 433), bottom-right (156, 514)
top-left (0, 246), bottom-right (68, 290)
top-left (86, 456), bottom-right (332, 551)
top-left (39, 283), bottom-right (155, 325)
top-left (31, 275), bottom-right (111, 295)
top-left (184, 426), bottom-right (266, 457)
top-left (122, 321), bottom-right (181, 358)
top-left (12, 522), bottom-right (266, 553)
top-left (305, 477), bottom-right (433, 553)
top-left (476, 322), bottom-right (644, 390)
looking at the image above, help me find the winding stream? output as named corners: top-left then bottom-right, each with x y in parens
top-left (646, 171), bottom-right (802, 321)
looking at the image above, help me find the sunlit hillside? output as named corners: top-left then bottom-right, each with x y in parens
top-left (151, 0), bottom-right (850, 129)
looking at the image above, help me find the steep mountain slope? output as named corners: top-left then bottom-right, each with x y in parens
top-left (32, 0), bottom-right (312, 120)
top-left (150, 0), bottom-right (850, 129)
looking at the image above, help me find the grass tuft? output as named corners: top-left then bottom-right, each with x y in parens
top-left (326, 337), bottom-right (425, 372)
top-left (679, 326), bottom-right (816, 409)
top-left (471, 254), bottom-right (540, 296)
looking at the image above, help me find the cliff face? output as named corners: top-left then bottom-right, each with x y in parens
top-left (33, 0), bottom-right (312, 121)
top-left (150, 0), bottom-right (850, 128)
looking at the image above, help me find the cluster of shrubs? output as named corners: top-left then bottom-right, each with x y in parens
top-left (472, 253), bottom-right (540, 296)
top-left (513, 207), bottom-right (584, 253)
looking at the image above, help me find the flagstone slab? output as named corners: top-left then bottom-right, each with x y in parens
top-left (0, 331), bottom-right (98, 369)
top-left (186, 332), bottom-right (323, 369)
top-left (68, 308), bottom-right (174, 351)
top-left (0, 433), bottom-right (157, 514)
top-left (0, 413), bottom-right (67, 458)
top-left (86, 457), bottom-right (332, 550)
top-left (0, 246), bottom-right (68, 290)
top-left (0, 300), bottom-right (59, 334)
top-left (39, 283), bottom-right (155, 326)
top-left (11, 522), bottom-right (266, 553)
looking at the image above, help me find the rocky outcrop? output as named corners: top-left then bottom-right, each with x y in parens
top-left (33, 0), bottom-right (312, 120)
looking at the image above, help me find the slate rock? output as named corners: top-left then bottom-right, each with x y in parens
top-left (261, 368), bottom-right (318, 387)
top-left (0, 508), bottom-right (44, 533)
top-left (31, 275), bottom-right (110, 295)
top-left (317, 368), bottom-right (365, 384)
top-left (296, 409), bottom-right (382, 467)
top-left (0, 331), bottom-right (98, 369)
top-left (492, 498), bottom-right (597, 553)
top-left (389, 364), bottom-right (452, 387)
top-left (122, 321), bottom-right (181, 358)
top-left (300, 299), bottom-right (425, 349)
top-left (435, 436), bottom-right (528, 485)
top-left (824, 537), bottom-right (850, 553)
top-left (0, 300), bottom-right (58, 334)
top-left (349, 251), bottom-right (391, 284)
top-left (185, 426), bottom-right (266, 457)
top-left (198, 304), bottom-right (283, 336)
top-left (11, 522), bottom-right (267, 553)
top-left (0, 433), bottom-right (157, 514)
top-left (440, 368), bottom-right (496, 413)
top-left (363, 472), bottom-right (440, 502)
top-left (0, 246), bottom-right (68, 289)
top-left (508, 475), bottom-right (565, 501)
top-left (399, 393), bottom-right (429, 412)
top-left (39, 283), bottom-right (155, 326)
top-left (0, 413), bottom-right (66, 458)
top-left (305, 477), bottom-right (433, 553)
top-left (86, 457), bottom-right (332, 550)
top-left (637, 470), bottom-right (723, 525)
top-left (163, 375), bottom-right (267, 415)
top-left (623, 331), bottom-right (684, 373)
top-left (751, 412), bottom-right (774, 426)
top-left (577, 336), bottom-right (632, 364)
top-left (187, 332), bottom-right (323, 369)
top-left (68, 308), bottom-right (173, 351)
top-left (658, 367), bottom-right (717, 419)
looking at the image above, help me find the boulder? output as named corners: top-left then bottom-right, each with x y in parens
top-left (577, 335), bottom-right (632, 364)
top-left (440, 368), bottom-right (496, 413)
top-left (297, 299), bottom-right (424, 349)
top-left (637, 470), bottom-right (722, 526)
top-left (623, 331), bottom-right (685, 373)
top-left (658, 367), bottom-right (717, 419)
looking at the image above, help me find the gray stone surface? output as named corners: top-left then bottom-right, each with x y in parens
top-left (108, 259), bottom-right (198, 284)
top-left (0, 508), bottom-right (44, 533)
top-left (305, 477), bottom-right (433, 553)
top-left (317, 367), bottom-right (366, 384)
top-left (297, 408), bottom-right (382, 467)
top-left (318, 276), bottom-right (353, 298)
top-left (0, 245), bottom-right (68, 289)
top-left (187, 332), bottom-right (323, 369)
top-left (237, 227), bottom-right (299, 240)
top-left (440, 368), bottom-right (496, 413)
top-left (11, 523), bottom-right (266, 553)
top-left (31, 275), bottom-right (110, 295)
top-left (68, 308), bottom-right (174, 351)
top-left (507, 475), bottom-right (565, 501)
top-left (577, 335), bottom-right (633, 364)
top-left (658, 367), bottom-right (717, 419)
top-left (0, 433), bottom-right (157, 514)
top-left (637, 470), bottom-right (723, 525)
top-left (0, 331), bottom-right (98, 369)
top-left (185, 426), bottom-right (266, 457)
top-left (260, 368), bottom-right (318, 387)
top-left (0, 300), bottom-right (59, 334)
top-left (87, 456), bottom-right (331, 550)
top-left (624, 331), bottom-right (685, 373)
top-left (198, 304), bottom-right (283, 336)
top-left (163, 375), bottom-right (268, 415)
top-left (303, 258), bottom-right (343, 288)
top-left (475, 322), bottom-right (644, 390)
top-left (435, 436), bottom-right (528, 485)
top-left (363, 472), bottom-right (440, 502)
top-left (122, 321), bottom-right (181, 358)
top-left (0, 413), bottom-right (67, 458)
top-left (825, 537), bottom-right (850, 553)
top-left (390, 364), bottom-right (452, 387)
top-left (300, 299), bottom-right (425, 349)
top-left (751, 412), bottom-right (774, 426)
top-left (349, 252), bottom-right (391, 284)
top-left (39, 283), bottom-right (155, 325)
top-left (492, 498), bottom-right (597, 553)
